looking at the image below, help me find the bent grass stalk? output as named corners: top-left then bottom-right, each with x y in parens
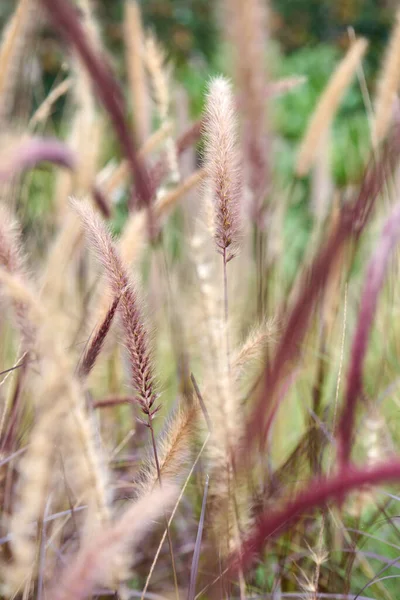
top-left (228, 459), bottom-right (400, 575)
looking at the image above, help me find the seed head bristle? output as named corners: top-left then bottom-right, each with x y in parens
top-left (78, 294), bottom-right (121, 379)
top-left (136, 403), bottom-right (198, 497)
top-left (203, 76), bottom-right (242, 260)
top-left (72, 198), bottom-right (157, 414)
top-left (0, 206), bottom-right (35, 350)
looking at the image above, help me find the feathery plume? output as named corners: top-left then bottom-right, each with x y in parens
top-left (53, 484), bottom-right (177, 600)
top-left (145, 32), bottom-right (179, 184)
top-left (203, 76), bottom-right (241, 262)
top-left (232, 319), bottom-right (276, 380)
top-left (40, 212), bottom-right (83, 301)
top-left (4, 390), bottom-right (65, 594)
top-left (91, 168), bottom-right (206, 337)
top-left (222, 0), bottom-right (269, 223)
top-left (296, 38), bottom-right (368, 176)
top-left (77, 295), bottom-right (121, 379)
top-left (136, 403), bottom-right (198, 497)
top-left (124, 0), bottom-right (150, 146)
top-left (373, 9), bottom-right (400, 145)
top-left (72, 199), bottom-right (157, 415)
top-left (0, 206), bottom-right (34, 350)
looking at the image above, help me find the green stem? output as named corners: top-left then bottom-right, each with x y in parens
top-left (147, 412), bottom-right (180, 600)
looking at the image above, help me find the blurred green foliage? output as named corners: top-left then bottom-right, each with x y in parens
top-left (272, 0), bottom-right (392, 62)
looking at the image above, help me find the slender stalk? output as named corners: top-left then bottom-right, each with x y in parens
top-left (147, 413), bottom-right (180, 600)
top-left (222, 249), bottom-right (230, 372)
top-left (187, 475), bottom-right (209, 600)
top-left (254, 225), bottom-right (263, 319)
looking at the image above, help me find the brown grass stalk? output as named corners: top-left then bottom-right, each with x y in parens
top-left (145, 32), bottom-right (179, 185)
top-left (296, 37), bottom-right (368, 176)
top-left (373, 8), bottom-right (400, 145)
top-left (124, 0), bottom-right (150, 146)
top-left (0, 0), bottom-right (37, 124)
top-left (222, 0), bottom-right (269, 223)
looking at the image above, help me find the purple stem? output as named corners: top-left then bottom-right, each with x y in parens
top-left (241, 125), bottom-right (400, 460)
top-left (40, 0), bottom-right (153, 210)
top-left (0, 137), bottom-right (76, 180)
top-left (229, 459), bottom-right (400, 575)
top-left (338, 202), bottom-right (400, 467)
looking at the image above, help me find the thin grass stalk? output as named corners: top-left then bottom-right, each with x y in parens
top-left (373, 8), bottom-right (400, 145)
top-left (140, 434), bottom-right (211, 600)
top-left (29, 78), bottom-right (71, 129)
top-left (147, 414), bottom-right (180, 600)
top-left (222, 249), bottom-right (230, 370)
top-left (124, 0), bottom-right (150, 146)
top-left (222, 0), bottom-right (269, 224)
top-left (190, 228), bottom-right (249, 572)
top-left (296, 38), bottom-right (368, 176)
top-left (187, 475), bottom-right (209, 600)
top-left (0, 0), bottom-right (37, 124)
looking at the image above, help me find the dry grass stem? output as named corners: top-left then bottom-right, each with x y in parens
top-left (124, 0), bottom-right (150, 146)
top-left (296, 37), bottom-right (368, 175)
top-left (373, 9), bottom-right (400, 144)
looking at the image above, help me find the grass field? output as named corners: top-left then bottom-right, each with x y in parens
top-left (2, 1), bottom-right (400, 599)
